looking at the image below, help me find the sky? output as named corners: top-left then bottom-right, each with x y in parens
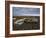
top-left (12, 7), bottom-right (40, 16)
